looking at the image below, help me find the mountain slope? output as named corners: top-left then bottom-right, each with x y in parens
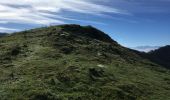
top-left (147, 45), bottom-right (170, 69)
top-left (0, 24), bottom-right (170, 100)
top-left (0, 33), bottom-right (8, 37)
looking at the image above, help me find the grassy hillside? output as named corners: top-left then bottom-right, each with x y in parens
top-left (0, 24), bottom-right (170, 100)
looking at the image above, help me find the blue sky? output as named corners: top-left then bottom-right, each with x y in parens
top-left (0, 0), bottom-right (170, 48)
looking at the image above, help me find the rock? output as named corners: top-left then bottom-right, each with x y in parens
top-left (97, 64), bottom-right (105, 68)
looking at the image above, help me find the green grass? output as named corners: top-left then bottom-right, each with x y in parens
top-left (0, 25), bottom-right (170, 100)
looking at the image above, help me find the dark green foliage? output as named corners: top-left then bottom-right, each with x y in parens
top-left (0, 24), bottom-right (170, 100)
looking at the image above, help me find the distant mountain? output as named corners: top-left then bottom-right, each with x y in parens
top-left (0, 33), bottom-right (8, 37)
top-left (0, 24), bottom-right (170, 100)
top-left (147, 45), bottom-right (170, 69)
top-left (132, 46), bottom-right (160, 52)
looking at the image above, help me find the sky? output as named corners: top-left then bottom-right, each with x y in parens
top-left (0, 0), bottom-right (170, 50)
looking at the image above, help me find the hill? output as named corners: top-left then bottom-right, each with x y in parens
top-left (0, 33), bottom-right (8, 37)
top-left (0, 24), bottom-right (170, 100)
top-left (147, 45), bottom-right (170, 69)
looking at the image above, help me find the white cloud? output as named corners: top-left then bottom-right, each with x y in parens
top-left (0, 0), bottom-right (128, 26)
top-left (0, 21), bottom-right (8, 24)
top-left (131, 46), bottom-right (160, 52)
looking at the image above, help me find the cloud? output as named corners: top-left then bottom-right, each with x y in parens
top-left (0, 27), bottom-right (20, 33)
top-left (131, 46), bottom-right (160, 52)
top-left (0, 0), bottom-right (128, 26)
top-left (0, 21), bottom-right (8, 24)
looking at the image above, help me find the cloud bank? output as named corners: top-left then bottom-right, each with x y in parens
top-left (132, 46), bottom-right (160, 52)
top-left (0, 0), bottom-right (127, 30)
top-left (1, 0), bottom-right (169, 32)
